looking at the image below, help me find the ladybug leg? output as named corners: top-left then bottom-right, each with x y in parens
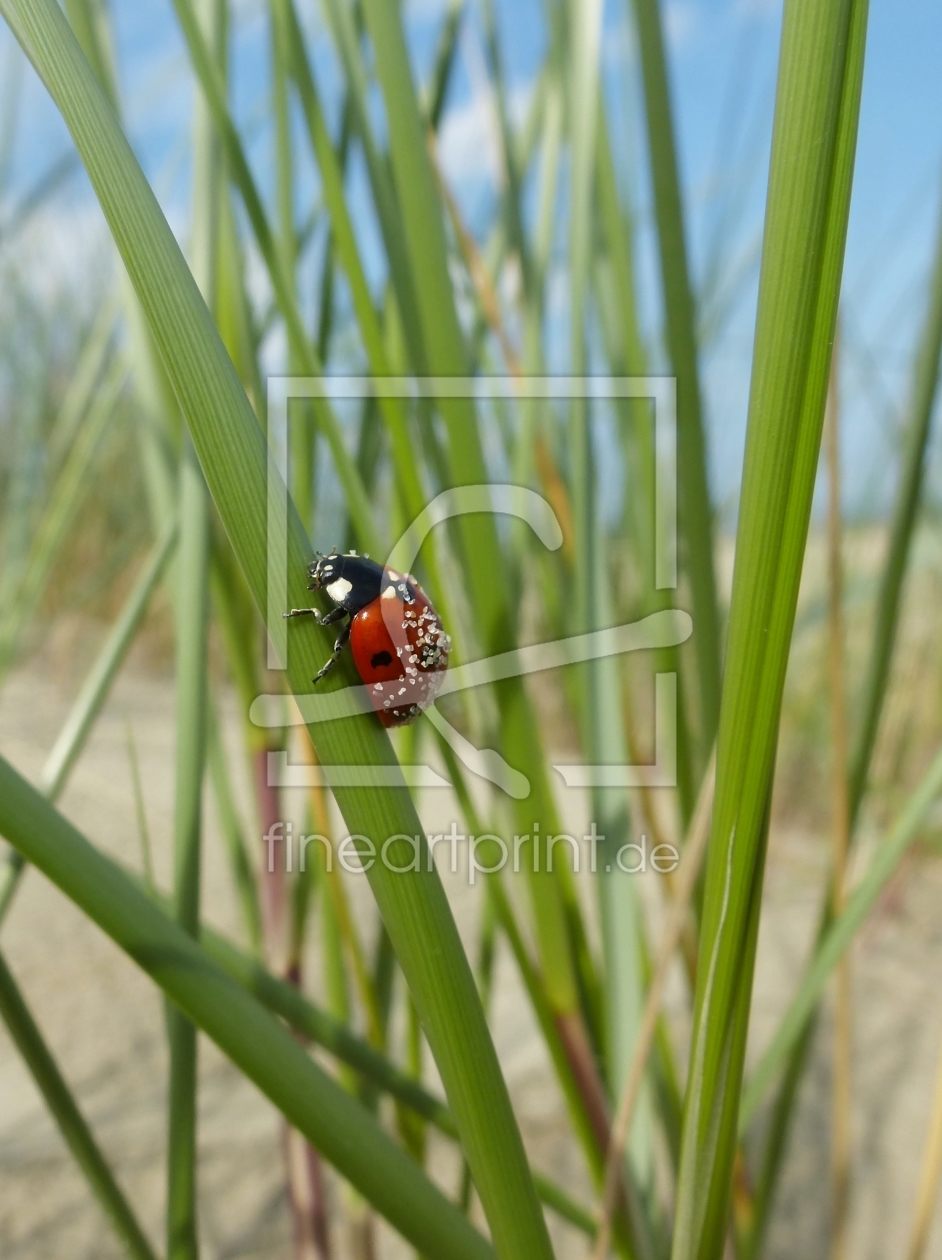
top-left (284, 604), bottom-right (347, 624)
top-left (312, 606), bottom-right (348, 627)
top-left (313, 617), bottom-right (352, 684)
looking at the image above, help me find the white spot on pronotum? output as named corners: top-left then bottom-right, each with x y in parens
top-left (326, 577), bottom-right (352, 602)
top-left (387, 570), bottom-right (401, 582)
top-left (382, 586), bottom-right (398, 600)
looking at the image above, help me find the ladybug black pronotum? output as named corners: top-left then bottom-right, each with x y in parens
top-left (284, 551), bottom-right (451, 727)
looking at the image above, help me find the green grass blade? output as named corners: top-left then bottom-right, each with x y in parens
top-left (45, 293), bottom-right (118, 471)
top-left (125, 721), bottom-right (156, 889)
top-left (0, 525), bottom-right (176, 924)
top-left (164, 10), bottom-right (220, 1240)
top-left (480, 0), bottom-right (532, 295)
top-left (595, 103), bottom-right (646, 378)
top-left (42, 524), bottom-right (177, 798)
top-left (198, 916), bottom-right (456, 1132)
top-left (847, 186), bottom-right (942, 823)
top-left (593, 127), bottom-right (696, 820)
top-left (631, 0), bottom-right (722, 755)
top-left (201, 903), bottom-right (597, 1237)
top-left (738, 1013), bottom-right (813, 1260)
top-left (317, 0), bottom-right (431, 378)
top-left (0, 36), bottom-right (23, 193)
top-left (742, 739), bottom-right (942, 1127)
top-left (0, 364), bottom-right (124, 678)
top-left (0, 754), bottom-right (495, 1260)
top-left (672, 0), bottom-right (868, 1254)
top-left (206, 701), bottom-right (263, 955)
top-left (361, 0), bottom-right (585, 1048)
top-left (166, 443), bottom-right (210, 1260)
top-left (567, 0), bottom-right (655, 1226)
top-left (281, 0), bottom-right (438, 535)
top-left (423, 0), bottom-right (463, 130)
top-left (0, 949), bottom-right (158, 1260)
top-left (62, 0), bottom-right (117, 103)
top-left (743, 154), bottom-right (942, 1251)
top-left (0, 6), bottom-right (547, 1254)
top-left (168, 0), bottom-right (382, 557)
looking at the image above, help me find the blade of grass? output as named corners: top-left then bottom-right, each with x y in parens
top-left (360, 0), bottom-right (587, 1081)
top-left (0, 35), bottom-right (23, 192)
top-left (672, 1), bottom-right (868, 1254)
top-left (569, 11), bottom-right (655, 1244)
top-left (206, 701), bottom-right (263, 955)
top-left (742, 171), bottom-right (942, 1243)
top-left (904, 1021), bottom-right (942, 1260)
top-left (741, 738), bottom-right (942, 1126)
top-left (432, 733), bottom-right (644, 1257)
top-left (0, 524), bottom-right (176, 924)
top-left (824, 324), bottom-right (852, 1260)
top-left (125, 720), bottom-right (156, 890)
top-left (169, 0), bottom-right (382, 558)
top-left (738, 1013), bottom-right (814, 1260)
top-left (45, 293), bottom-right (118, 471)
top-left (0, 5), bottom-right (551, 1254)
top-left (569, 15), bottom-right (656, 1229)
top-left (61, 0), bottom-right (182, 547)
top-left (595, 101), bottom-right (696, 823)
top-left (591, 751), bottom-right (715, 1260)
top-left (630, 0), bottom-right (722, 757)
top-left (0, 754), bottom-right (496, 1260)
top-left (62, 0), bottom-right (116, 102)
top-left (846, 176), bottom-right (942, 824)
top-left (281, 0), bottom-right (447, 576)
top-left (316, 0), bottom-right (431, 380)
top-left (480, 0), bottom-right (532, 298)
top-left (44, 524), bottom-right (177, 797)
top-left (0, 363), bottom-right (124, 679)
top-left (165, 5), bottom-right (219, 1242)
top-left (423, 0), bottom-right (463, 129)
top-left (0, 948), bottom-right (158, 1260)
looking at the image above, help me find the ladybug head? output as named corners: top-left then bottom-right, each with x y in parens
top-left (306, 550), bottom-right (384, 614)
top-left (306, 551), bottom-right (342, 591)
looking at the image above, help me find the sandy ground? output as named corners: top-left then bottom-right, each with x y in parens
top-left (1, 663), bottom-right (942, 1259)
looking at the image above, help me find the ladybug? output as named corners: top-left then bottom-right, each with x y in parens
top-left (284, 551), bottom-right (451, 727)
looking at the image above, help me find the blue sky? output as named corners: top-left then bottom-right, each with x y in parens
top-left (2, 0), bottom-right (942, 519)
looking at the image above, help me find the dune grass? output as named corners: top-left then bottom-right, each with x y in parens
top-left (3, 0), bottom-right (942, 1258)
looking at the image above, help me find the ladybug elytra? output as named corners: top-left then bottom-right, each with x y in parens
top-left (284, 551), bottom-right (450, 727)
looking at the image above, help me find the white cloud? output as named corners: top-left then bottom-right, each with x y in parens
top-left (437, 88), bottom-right (502, 186)
top-left (436, 19), bottom-right (537, 192)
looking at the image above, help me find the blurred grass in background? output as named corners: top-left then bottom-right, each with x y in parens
top-left (0, 0), bottom-right (940, 1258)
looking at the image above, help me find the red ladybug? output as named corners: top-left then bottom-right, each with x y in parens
top-left (284, 551), bottom-right (450, 727)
